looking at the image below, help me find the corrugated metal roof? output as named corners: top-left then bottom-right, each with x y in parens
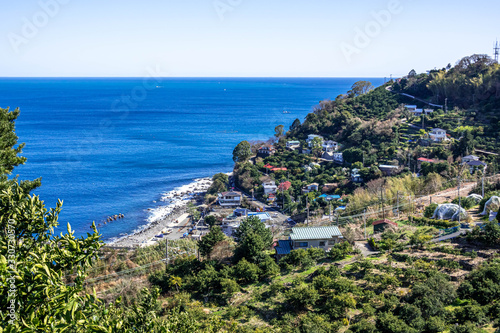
top-left (275, 240), bottom-right (292, 255)
top-left (290, 226), bottom-right (342, 240)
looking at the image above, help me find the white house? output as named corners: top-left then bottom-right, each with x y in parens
top-left (286, 141), bottom-right (300, 150)
top-left (333, 152), bottom-right (344, 164)
top-left (322, 140), bottom-right (339, 153)
top-left (218, 191), bottom-right (242, 207)
top-left (302, 183), bottom-right (319, 194)
top-left (221, 221), bottom-right (240, 237)
top-left (306, 134), bottom-right (324, 148)
top-left (351, 168), bottom-right (363, 183)
top-left (263, 181), bottom-right (278, 195)
top-left (429, 128), bottom-right (448, 142)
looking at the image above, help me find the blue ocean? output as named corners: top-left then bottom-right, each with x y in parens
top-left (0, 78), bottom-right (384, 241)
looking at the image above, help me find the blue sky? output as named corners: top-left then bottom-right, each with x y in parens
top-left (0, 0), bottom-right (498, 77)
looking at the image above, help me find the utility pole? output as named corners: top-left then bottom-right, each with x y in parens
top-left (363, 209), bottom-right (367, 240)
top-left (482, 165), bottom-right (487, 198)
top-left (409, 194), bottom-right (413, 224)
top-left (396, 191), bottom-right (400, 219)
top-left (165, 239), bottom-right (169, 269)
top-left (282, 188), bottom-right (285, 212)
top-left (457, 175), bottom-right (461, 224)
top-left (329, 200), bottom-right (332, 222)
top-left (445, 98), bottom-right (448, 113)
top-left (380, 187), bottom-right (385, 220)
top-left (306, 195), bottom-right (309, 225)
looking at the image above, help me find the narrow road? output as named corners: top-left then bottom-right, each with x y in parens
top-left (431, 229), bottom-right (468, 242)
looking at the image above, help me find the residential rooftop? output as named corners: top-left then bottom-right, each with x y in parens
top-left (290, 226), bottom-right (342, 240)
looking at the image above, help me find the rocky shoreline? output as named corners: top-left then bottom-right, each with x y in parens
top-left (107, 177), bottom-right (214, 248)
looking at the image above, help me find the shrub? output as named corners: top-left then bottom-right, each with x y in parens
top-left (258, 255), bottom-right (280, 279)
top-left (284, 284), bottom-right (319, 310)
top-left (411, 216), bottom-right (459, 228)
top-left (454, 303), bottom-right (487, 325)
top-left (220, 278), bottom-right (240, 298)
top-left (458, 260), bottom-right (500, 305)
top-left (329, 241), bottom-right (353, 260)
top-left (232, 258), bottom-right (261, 284)
top-left (280, 248), bottom-right (314, 269)
top-left (452, 196), bottom-right (477, 210)
top-left (307, 247), bottom-right (326, 261)
top-left (424, 203), bottom-right (439, 218)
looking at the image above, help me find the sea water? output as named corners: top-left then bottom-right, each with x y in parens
top-left (0, 77), bottom-right (384, 241)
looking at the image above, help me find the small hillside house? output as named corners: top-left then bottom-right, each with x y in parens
top-left (373, 219), bottom-right (398, 233)
top-left (379, 165), bottom-right (399, 176)
top-left (411, 109), bottom-right (423, 116)
top-left (306, 134), bottom-right (324, 148)
top-left (322, 183), bottom-right (339, 193)
top-left (278, 181), bottom-right (292, 192)
top-left (351, 168), bottom-right (363, 183)
top-left (218, 191), bottom-right (242, 207)
top-left (417, 157), bottom-right (439, 169)
top-left (462, 155), bottom-right (479, 163)
top-left (322, 140), bottom-right (339, 153)
top-left (257, 146), bottom-right (275, 158)
top-left (302, 183), bottom-right (319, 193)
top-left (405, 105), bottom-right (417, 112)
top-left (333, 152), bottom-right (344, 164)
top-left (263, 181), bottom-right (278, 195)
top-left (466, 160), bottom-right (487, 174)
top-left (286, 141), bottom-right (301, 150)
top-left (274, 226), bottom-right (343, 261)
top-left (429, 128), bottom-right (448, 142)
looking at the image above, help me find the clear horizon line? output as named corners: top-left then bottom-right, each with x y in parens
top-left (0, 76), bottom-right (389, 79)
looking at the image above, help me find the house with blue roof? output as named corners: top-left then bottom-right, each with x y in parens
top-left (274, 226), bottom-right (344, 261)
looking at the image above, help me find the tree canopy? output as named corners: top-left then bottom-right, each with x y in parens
top-left (232, 141), bottom-right (252, 163)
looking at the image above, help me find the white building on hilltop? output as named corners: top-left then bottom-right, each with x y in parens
top-left (306, 134), bottom-right (324, 148)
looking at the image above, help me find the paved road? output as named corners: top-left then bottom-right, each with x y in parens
top-left (431, 229), bottom-right (469, 242)
top-left (355, 241), bottom-right (379, 256)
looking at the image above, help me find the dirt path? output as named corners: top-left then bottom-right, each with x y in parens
top-left (413, 174), bottom-right (500, 217)
top-left (414, 182), bottom-right (477, 208)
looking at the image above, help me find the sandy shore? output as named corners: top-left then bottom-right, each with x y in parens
top-left (107, 176), bottom-right (214, 248)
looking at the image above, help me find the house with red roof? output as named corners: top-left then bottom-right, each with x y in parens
top-left (257, 145), bottom-right (276, 158)
top-left (373, 219), bottom-right (398, 233)
top-left (417, 157), bottom-right (439, 169)
top-left (278, 181), bottom-right (291, 191)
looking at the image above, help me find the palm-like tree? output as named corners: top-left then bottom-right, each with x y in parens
top-left (169, 276), bottom-right (182, 292)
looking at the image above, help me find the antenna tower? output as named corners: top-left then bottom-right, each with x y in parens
top-left (494, 40), bottom-right (499, 63)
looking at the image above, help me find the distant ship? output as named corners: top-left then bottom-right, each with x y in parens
top-left (282, 110), bottom-right (291, 114)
